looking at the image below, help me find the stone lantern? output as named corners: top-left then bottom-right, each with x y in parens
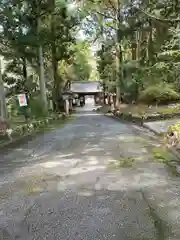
top-left (62, 90), bottom-right (73, 115)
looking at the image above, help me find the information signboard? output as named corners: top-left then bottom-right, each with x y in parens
top-left (18, 93), bottom-right (27, 106)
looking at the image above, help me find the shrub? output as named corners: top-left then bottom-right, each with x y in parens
top-left (166, 122), bottom-right (180, 149)
top-left (29, 98), bottom-right (45, 117)
top-left (139, 85), bottom-right (180, 104)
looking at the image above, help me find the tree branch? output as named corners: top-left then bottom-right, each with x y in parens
top-left (103, 0), bottom-right (116, 13)
top-left (85, 13), bottom-right (117, 30)
top-left (95, 10), bottom-right (116, 21)
top-left (139, 8), bottom-right (180, 23)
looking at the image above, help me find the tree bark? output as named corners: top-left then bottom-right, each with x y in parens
top-left (18, 2), bottom-right (30, 103)
top-left (147, 21), bottom-right (155, 65)
top-left (37, 18), bottom-right (48, 114)
top-left (50, 1), bottom-right (60, 111)
top-left (38, 45), bottom-right (48, 113)
top-left (97, 5), bottom-right (106, 104)
top-left (0, 59), bottom-right (7, 119)
top-left (115, 0), bottom-right (123, 109)
top-left (131, 40), bottom-right (137, 60)
top-left (22, 57), bottom-right (30, 101)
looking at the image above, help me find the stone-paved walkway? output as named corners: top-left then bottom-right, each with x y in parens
top-left (0, 102), bottom-right (180, 239)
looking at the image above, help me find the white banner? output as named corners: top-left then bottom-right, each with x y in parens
top-left (18, 93), bottom-right (27, 106)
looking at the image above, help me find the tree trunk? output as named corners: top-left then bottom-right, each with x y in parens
top-left (22, 57), bottom-right (27, 83)
top-left (131, 41), bottom-right (137, 60)
top-left (51, 44), bottom-right (59, 111)
top-left (50, 2), bottom-right (60, 111)
top-left (147, 21), bottom-right (155, 65)
top-left (38, 45), bottom-right (48, 114)
top-left (136, 31), bottom-right (141, 60)
top-left (18, 2), bottom-right (30, 104)
top-left (37, 16), bottom-right (48, 114)
top-left (0, 59), bottom-right (7, 119)
top-left (97, 5), bottom-right (106, 104)
top-left (22, 57), bottom-right (30, 101)
top-left (138, 30), bottom-right (147, 66)
top-left (115, 0), bottom-right (123, 109)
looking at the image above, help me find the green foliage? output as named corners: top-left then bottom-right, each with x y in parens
top-left (1, 0), bottom-right (180, 115)
top-left (8, 96), bottom-right (46, 119)
top-left (92, 0), bottom-right (180, 102)
top-left (139, 85), bottom-right (180, 104)
top-left (96, 41), bottom-right (116, 91)
top-left (168, 122), bottom-right (180, 133)
top-left (0, 0), bottom-right (89, 115)
top-left (121, 78), bottom-right (139, 102)
top-left (70, 40), bottom-right (92, 81)
top-left (18, 106), bottom-right (31, 120)
top-left (28, 98), bottom-right (46, 117)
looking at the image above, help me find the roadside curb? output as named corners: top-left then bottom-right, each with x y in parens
top-left (0, 133), bottom-right (41, 151)
top-left (104, 112), bottom-right (158, 133)
top-left (104, 113), bottom-right (136, 125)
top-left (141, 123), bottom-right (163, 136)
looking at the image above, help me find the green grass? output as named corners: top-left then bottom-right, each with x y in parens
top-left (10, 116), bottom-right (27, 127)
top-left (40, 116), bottom-right (75, 131)
top-left (120, 104), bottom-right (180, 117)
top-left (108, 156), bottom-right (135, 168)
top-left (152, 147), bottom-right (170, 163)
top-left (152, 146), bottom-right (180, 176)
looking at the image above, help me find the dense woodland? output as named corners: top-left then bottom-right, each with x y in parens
top-left (0, 0), bottom-right (180, 119)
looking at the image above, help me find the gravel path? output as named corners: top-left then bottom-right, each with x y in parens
top-left (0, 102), bottom-right (180, 240)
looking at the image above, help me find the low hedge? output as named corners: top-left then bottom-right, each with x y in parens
top-left (1, 113), bottom-right (67, 142)
top-left (102, 108), bottom-right (180, 123)
top-left (139, 85), bottom-right (180, 104)
top-left (112, 110), bottom-right (143, 123)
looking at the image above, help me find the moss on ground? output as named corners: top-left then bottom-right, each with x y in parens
top-left (108, 156), bottom-right (135, 168)
top-left (152, 147), bottom-right (170, 163)
top-left (152, 146), bottom-right (180, 176)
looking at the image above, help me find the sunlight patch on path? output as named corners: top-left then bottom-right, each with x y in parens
top-left (69, 165), bottom-right (106, 176)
